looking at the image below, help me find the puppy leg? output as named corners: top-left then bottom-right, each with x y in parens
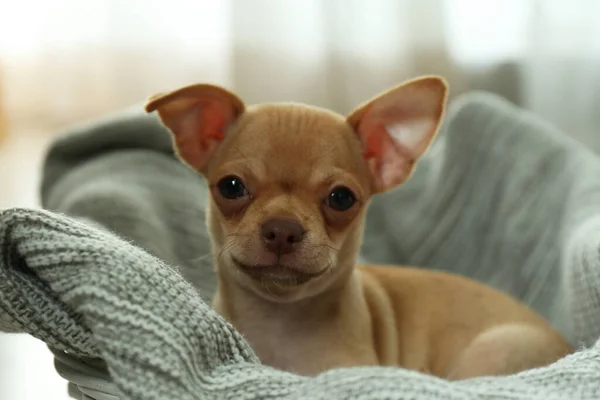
top-left (446, 323), bottom-right (571, 380)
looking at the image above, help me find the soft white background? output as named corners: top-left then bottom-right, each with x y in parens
top-left (1, 1), bottom-right (600, 399)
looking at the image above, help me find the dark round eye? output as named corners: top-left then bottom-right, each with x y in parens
top-left (326, 186), bottom-right (356, 211)
top-left (217, 176), bottom-right (248, 199)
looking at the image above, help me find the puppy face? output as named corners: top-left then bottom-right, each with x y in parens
top-left (145, 77), bottom-right (448, 301)
top-left (204, 105), bottom-right (371, 300)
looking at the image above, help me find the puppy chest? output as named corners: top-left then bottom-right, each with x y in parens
top-left (237, 318), bottom-right (379, 375)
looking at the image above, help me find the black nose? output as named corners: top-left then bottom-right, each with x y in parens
top-left (260, 218), bottom-right (306, 255)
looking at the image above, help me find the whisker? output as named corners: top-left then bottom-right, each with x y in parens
top-left (310, 243), bottom-right (340, 256)
top-left (213, 231), bottom-right (263, 269)
top-left (188, 253), bottom-right (212, 263)
top-left (223, 232), bottom-right (254, 240)
top-left (263, 277), bottom-right (276, 297)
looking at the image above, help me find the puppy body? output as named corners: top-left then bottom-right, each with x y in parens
top-left (360, 266), bottom-right (571, 378)
top-left (146, 78), bottom-right (572, 379)
top-left (214, 264), bottom-right (571, 377)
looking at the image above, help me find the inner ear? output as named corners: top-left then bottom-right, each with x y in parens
top-left (145, 84), bottom-right (245, 173)
top-left (347, 76), bottom-right (448, 193)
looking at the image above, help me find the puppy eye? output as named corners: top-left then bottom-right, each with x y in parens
top-left (326, 186), bottom-right (356, 211)
top-left (217, 175), bottom-right (249, 199)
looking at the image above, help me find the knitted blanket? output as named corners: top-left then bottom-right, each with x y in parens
top-left (1, 92), bottom-right (600, 399)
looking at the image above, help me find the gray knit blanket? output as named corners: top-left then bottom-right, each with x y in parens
top-left (1, 92), bottom-right (600, 399)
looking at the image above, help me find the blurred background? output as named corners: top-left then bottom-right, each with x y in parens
top-left (1, 0), bottom-right (600, 399)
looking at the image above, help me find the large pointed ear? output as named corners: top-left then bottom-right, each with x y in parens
top-left (347, 76), bottom-right (448, 193)
top-left (144, 84), bottom-right (245, 173)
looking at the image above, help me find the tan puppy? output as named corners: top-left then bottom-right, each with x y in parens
top-left (145, 76), bottom-right (572, 379)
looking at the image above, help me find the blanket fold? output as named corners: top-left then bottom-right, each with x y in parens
top-left (1, 207), bottom-right (600, 399)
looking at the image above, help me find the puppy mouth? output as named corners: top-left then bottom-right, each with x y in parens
top-left (231, 257), bottom-right (326, 286)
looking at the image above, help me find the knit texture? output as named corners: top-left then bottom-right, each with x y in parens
top-left (0, 92), bottom-right (599, 399)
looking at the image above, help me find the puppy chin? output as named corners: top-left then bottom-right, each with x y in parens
top-left (224, 252), bottom-right (334, 302)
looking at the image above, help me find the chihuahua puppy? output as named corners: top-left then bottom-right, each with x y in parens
top-left (145, 76), bottom-right (572, 379)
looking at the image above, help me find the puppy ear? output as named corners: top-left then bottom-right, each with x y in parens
top-left (145, 84), bottom-right (245, 172)
top-left (347, 76), bottom-right (448, 193)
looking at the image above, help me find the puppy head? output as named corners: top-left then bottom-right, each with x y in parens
top-left (146, 77), bottom-right (447, 301)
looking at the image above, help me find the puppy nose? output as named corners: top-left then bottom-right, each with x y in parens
top-left (260, 218), bottom-right (305, 255)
